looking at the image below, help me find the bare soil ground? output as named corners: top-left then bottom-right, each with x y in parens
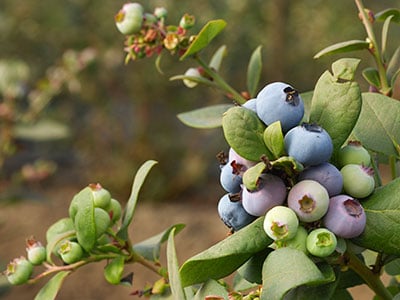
top-left (0, 185), bottom-right (378, 300)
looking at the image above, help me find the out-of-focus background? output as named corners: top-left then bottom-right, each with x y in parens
top-left (0, 0), bottom-right (398, 299)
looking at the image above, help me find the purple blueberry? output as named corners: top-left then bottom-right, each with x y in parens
top-left (284, 123), bottom-right (333, 166)
top-left (323, 195), bottom-right (366, 238)
top-left (217, 194), bottom-right (256, 231)
top-left (256, 82), bottom-right (304, 132)
top-left (298, 163), bottom-right (343, 197)
top-left (242, 174), bottom-right (287, 216)
top-left (287, 180), bottom-right (329, 223)
top-left (220, 162), bottom-right (243, 194)
top-left (228, 147), bottom-right (257, 170)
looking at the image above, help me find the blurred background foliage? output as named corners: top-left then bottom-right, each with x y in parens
top-left (0, 0), bottom-right (399, 203)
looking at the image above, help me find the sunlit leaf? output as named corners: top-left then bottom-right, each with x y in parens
top-left (209, 45), bottom-right (227, 71)
top-left (314, 40), bottom-right (370, 59)
top-left (263, 121), bottom-right (285, 159)
top-left (104, 256), bottom-right (125, 285)
top-left (180, 20), bottom-right (227, 60)
top-left (177, 104), bottom-right (233, 129)
top-left (362, 67), bottom-right (381, 89)
top-left (382, 15), bottom-right (394, 57)
top-left (388, 46), bottom-right (400, 82)
top-left (167, 228), bottom-right (186, 300)
top-left (246, 46), bottom-right (263, 98)
top-left (34, 271), bottom-right (71, 300)
top-left (242, 162), bottom-right (267, 191)
top-left (117, 160), bottom-right (158, 239)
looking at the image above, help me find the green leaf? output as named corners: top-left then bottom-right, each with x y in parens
top-left (46, 218), bottom-right (75, 263)
top-left (263, 121), bottom-right (285, 159)
top-left (222, 106), bottom-right (271, 161)
top-left (385, 258), bottom-right (400, 276)
top-left (193, 279), bottom-right (229, 300)
top-left (382, 15), bottom-right (394, 57)
top-left (314, 40), bottom-right (370, 59)
top-left (362, 68), bottom-right (381, 89)
top-left (209, 45), bottom-right (227, 71)
top-left (261, 248), bottom-right (335, 300)
top-left (104, 256), bottom-right (125, 285)
top-left (73, 187), bottom-right (96, 252)
top-left (13, 119), bottom-right (70, 141)
top-left (353, 177), bottom-right (400, 255)
top-left (180, 20), bottom-right (227, 60)
top-left (169, 73), bottom-right (215, 87)
top-left (300, 91), bottom-right (313, 123)
top-left (167, 228), bottom-right (186, 300)
top-left (353, 93), bottom-right (400, 157)
top-left (177, 104), bottom-right (233, 129)
top-left (309, 58), bottom-right (362, 160)
top-left (34, 271), bottom-right (71, 300)
top-left (117, 160), bottom-right (158, 240)
top-left (133, 224), bottom-right (185, 262)
top-left (375, 8), bottom-right (400, 24)
top-left (242, 162), bottom-right (267, 191)
top-left (236, 247), bottom-right (272, 285)
top-left (270, 156), bottom-right (304, 173)
top-left (246, 45), bottom-right (263, 98)
top-left (179, 217), bottom-right (272, 287)
top-left (387, 46), bottom-right (400, 82)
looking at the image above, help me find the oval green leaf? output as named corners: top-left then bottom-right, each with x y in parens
top-left (352, 177), bottom-right (400, 255)
top-left (314, 40), bottom-right (370, 59)
top-left (180, 19), bottom-right (227, 60)
top-left (362, 67), bottom-right (381, 89)
top-left (353, 93), bottom-right (400, 157)
top-left (222, 106), bottom-right (271, 161)
top-left (177, 104), bottom-right (233, 129)
top-left (34, 271), bottom-right (71, 300)
top-left (193, 279), bottom-right (229, 300)
top-left (242, 162), bottom-right (267, 191)
top-left (104, 256), bottom-right (125, 285)
top-left (261, 248), bottom-right (335, 300)
top-left (117, 160), bottom-right (158, 240)
top-left (263, 121), bottom-right (285, 159)
top-left (179, 217), bottom-right (272, 287)
top-left (388, 46), bottom-right (400, 82)
top-left (309, 59), bottom-right (362, 160)
top-left (246, 45), bottom-right (263, 98)
top-left (209, 45), bottom-right (227, 71)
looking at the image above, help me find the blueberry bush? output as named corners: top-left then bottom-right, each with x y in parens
top-left (2, 0), bottom-right (400, 299)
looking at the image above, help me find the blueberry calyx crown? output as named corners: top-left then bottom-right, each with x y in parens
top-left (344, 198), bottom-right (364, 217)
top-left (284, 86), bottom-right (300, 106)
top-left (302, 122), bottom-right (323, 133)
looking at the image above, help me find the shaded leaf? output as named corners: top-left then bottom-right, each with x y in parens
top-left (222, 106), bottom-right (271, 161)
top-left (353, 93), bottom-right (400, 157)
top-left (246, 46), bottom-right (263, 98)
top-left (314, 40), bottom-right (370, 59)
top-left (167, 228), bottom-right (186, 300)
top-left (353, 177), bottom-right (400, 255)
top-left (388, 46), bottom-right (400, 82)
top-left (362, 68), bottom-right (381, 89)
top-left (300, 91), bottom-right (313, 123)
top-left (261, 248), bottom-right (335, 300)
top-left (34, 271), bottom-right (71, 300)
top-left (104, 256), bottom-right (125, 285)
top-left (180, 20), bottom-right (227, 60)
top-left (117, 160), bottom-right (158, 240)
top-left (385, 258), bottom-right (400, 276)
top-left (193, 279), bottom-right (229, 300)
top-left (242, 162), bottom-right (267, 191)
top-left (13, 119), bottom-right (70, 141)
top-left (209, 45), bottom-right (227, 71)
top-left (270, 156), bottom-right (304, 173)
top-left (133, 224), bottom-right (185, 262)
top-left (236, 247), bottom-right (272, 285)
top-left (177, 104), bottom-right (233, 129)
top-left (309, 58), bottom-right (362, 160)
top-left (375, 8), bottom-right (400, 24)
top-left (382, 15), bottom-right (394, 57)
top-left (263, 121), bottom-right (285, 159)
top-left (179, 217), bottom-right (272, 287)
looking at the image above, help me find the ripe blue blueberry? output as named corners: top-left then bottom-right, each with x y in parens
top-left (338, 141), bottom-right (371, 168)
top-left (219, 161), bottom-right (244, 194)
top-left (242, 174), bottom-right (287, 216)
top-left (306, 228), bottom-right (337, 257)
top-left (341, 164), bottom-right (375, 198)
top-left (217, 194), bottom-right (256, 231)
top-left (263, 206), bottom-right (299, 241)
top-left (284, 123), bottom-right (333, 166)
top-left (242, 98), bottom-right (257, 113)
top-left (323, 194), bottom-right (366, 238)
top-left (287, 180), bottom-right (329, 222)
top-left (298, 162), bottom-right (343, 197)
top-left (256, 82), bottom-right (304, 132)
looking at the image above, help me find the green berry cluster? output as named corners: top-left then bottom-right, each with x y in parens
top-left (114, 2), bottom-right (195, 62)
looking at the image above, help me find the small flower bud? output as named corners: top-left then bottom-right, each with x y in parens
top-left (26, 237), bottom-right (46, 265)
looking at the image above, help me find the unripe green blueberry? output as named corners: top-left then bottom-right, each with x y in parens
top-left (26, 237), bottom-right (46, 265)
top-left (154, 7), bottom-right (167, 19)
top-left (179, 13), bottom-right (195, 29)
top-left (341, 164), bottom-right (375, 198)
top-left (338, 141), bottom-right (371, 168)
top-left (107, 198), bottom-right (122, 223)
top-left (264, 206), bottom-right (299, 241)
top-left (306, 228), bottom-right (337, 257)
top-left (5, 256), bottom-right (33, 285)
top-left (89, 183), bottom-right (112, 209)
top-left (58, 241), bottom-right (83, 264)
top-left (115, 3), bottom-right (144, 35)
top-left (94, 207), bottom-right (111, 238)
top-left (282, 226), bottom-right (308, 254)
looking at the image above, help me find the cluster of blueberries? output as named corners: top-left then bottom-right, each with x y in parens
top-left (218, 82), bottom-right (374, 257)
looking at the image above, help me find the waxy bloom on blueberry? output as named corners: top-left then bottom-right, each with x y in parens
top-left (217, 194), bottom-right (256, 231)
top-left (287, 180), bottom-right (330, 223)
top-left (219, 162), bottom-right (243, 194)
top-left (5, 256), bottom-right (33, 285)
top-left (284, 123), bottom-right (333, 166)
top-left (115, 3), bottom-right (144, 35)
top-left (306, 228), bottom-right (337, 257)
top-left (323, 195), bottom-right (366, 238)
top-left (256, 82), bottom-right (304, 132)
top-left (341, 164), bottom-right (375, 198)
top-left (264, 206), bottom-right (299, 241)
